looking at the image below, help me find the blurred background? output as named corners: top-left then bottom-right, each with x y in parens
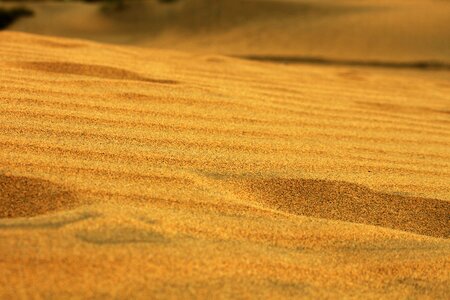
top-left (1, 0), bottom-right (450, 64)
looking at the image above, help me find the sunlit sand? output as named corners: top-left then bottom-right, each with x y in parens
top-left (0, 0), bottom-right (449, 298)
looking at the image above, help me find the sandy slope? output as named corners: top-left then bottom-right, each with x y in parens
top-left (0, 31), bottom-right (449, 298)
top-left (7, 0), bottom-right (450, 63)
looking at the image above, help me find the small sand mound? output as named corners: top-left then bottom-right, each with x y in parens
top-left (0, 174), bottom-right (78, 218)
top-left (238, 178), bottom-right (450, 238)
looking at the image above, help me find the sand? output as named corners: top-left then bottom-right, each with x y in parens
top-left (0, 31), bottom-right (449, 298)
top-left (7, 0), bottom-right (450, 63)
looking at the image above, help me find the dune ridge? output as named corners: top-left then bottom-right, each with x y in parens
top-left (7, 0), bottom-right (450, 64)
top-left (15, 61), bottom-right (180, 84)
top-left (0, 31), bottom-right (449, 298)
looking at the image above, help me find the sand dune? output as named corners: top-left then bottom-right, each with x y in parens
top-left (7, 0), bottom-right (450, 63)
top-left (0, 31), bottom-right (449, 298)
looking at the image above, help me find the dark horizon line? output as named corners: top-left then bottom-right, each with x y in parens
top-left (236, 55), bottom-right (450, 71)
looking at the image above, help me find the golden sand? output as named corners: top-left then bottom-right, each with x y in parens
top-left (0, 31), bottom-right (449, 298)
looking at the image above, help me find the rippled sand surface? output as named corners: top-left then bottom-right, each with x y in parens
top-left (0, 32), bottom-right (449, 298)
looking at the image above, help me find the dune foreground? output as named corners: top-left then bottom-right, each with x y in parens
top-left (0, 32), bottom-right (449, 299)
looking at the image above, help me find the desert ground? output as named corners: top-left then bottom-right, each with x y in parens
top-left (0, 0), bottom-right (449, 299)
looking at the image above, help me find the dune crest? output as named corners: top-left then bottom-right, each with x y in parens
top-left (7, 0), bottom-right (450, 63)
top-left (15, 61), bottom-right (179, 84)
